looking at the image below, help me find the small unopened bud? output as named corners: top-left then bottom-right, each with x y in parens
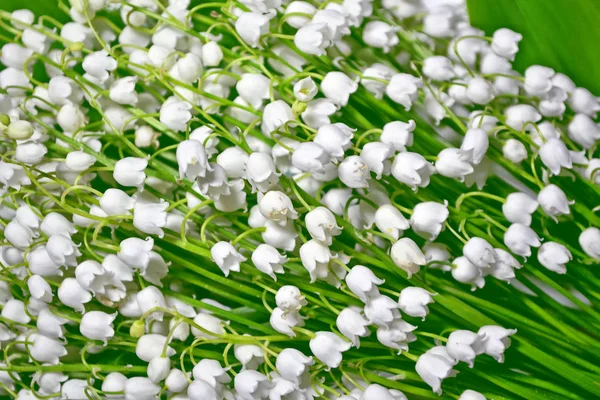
top-left (69, 42), bottom-right (84, 52)
top-left (0, 113), bottom-right (10, 128)
top-left (6, 120), bottom-right (33, 140)
top-left (292, 101), bottom-right (308, 117)
top-left (130, 319), bottom-right (145, 338)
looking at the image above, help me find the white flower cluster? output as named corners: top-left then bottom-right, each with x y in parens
top-left (0, 0), bottom-right (598, 398)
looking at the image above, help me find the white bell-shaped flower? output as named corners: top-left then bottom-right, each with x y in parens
top-left (294, 22), bottom-right (331, 55)
top-left (474, 325), bottom-right (517, 363)
top-left (28, 275), bottom-right (53, 303)
top-left (459, 389), bottom-right (487, 400)
top-left (568, 113), bottom-right (600, 149)
top-left (57, 278), bottom-right (91, 313)
top-left (262, 220), bottom-right (298, 252)
top-left (136, 334), bottom-right (175, 362)
top-left (304, 206), bottom-right (342, 246)
top-left (270, 307), bottom-right (303, 337)
top-left (569, 87), bottom-right (600, 116)
top-left (362, 21), bottom-right (398, 52)
top-left (451, 256), bottom-right (485, 290)
top-left (2, 299), bottom-right (30, 325)
top-left (436, 148), bottom-right (474, 181)
top-left (460, 128), bottom-right (488, 165)
top-left (336, 307), bottom-right (370, 347)
top-left (502, 192), bottom-right (538, 226)
top-left (82, 50), bottom-right (117, 82)
top-left (293, 76), bottom-right (318, 102)
top-left (423, 56), bottom-right (455, 81)
top-left (314, 124), bottom-right (352, 160)
top-left (291, 142), bottom-right (331, 173)
top-left (80, 311), bottom-right (117, 344)
top-left (275, 348), bottom-right (314, 384)
top-left (234, 342), bottom-right (265, 370)
top-left (262, 100), bottom-right (295, 137)
top-left (376, 318), bottom-right (417, 354)
top-left (381, 120), bottom-right (415, 152)
top-left (423, 243), bottom-right (452, 271)
top-left (338, 155), bottom-right (370, 188)
top-left (160, 97), bottom-right (192, 132)
top-left (391, 152), bottom-right (435, 190)
top-left (299, 239), bottom-right (334, 283)
top-left (101, 372), bottom-right (127, 399)
top-left (466, 77), bottom-right (495, 105)
top-left (246, 152), bottom-right (279, 193)
top-left (504, 104), bottom-right (541, 131)
top-left (191, 313), bottom-right (226, 339)
top-left (211, 242), bottom-right (246, 276)
top-left (47, 234), bottom-right (81, 267)
top-left (251, 244), bottom-right (287, 280)
top-left (65, 151), bottom-right (96, 172)
top-left (538, 184), bottom-right (573, 221)
top-left (463, 237), bottom-right (496, 268)
top-left (398, 287), bottom-right (435, 320)
top-left (390, 238), bottom-right (427, 278)
top-left (237, 73), bottom-right (271, 109)
top-left (114, 157), bottom-right (147, 188)
top-left (491, 28), bottom-right (522, 60)
top-left (415, 346), bottom-right (458, 395)
top-left (235, 12), bottom-right (271, 48)
top-left (136, 285), bottom-right (167, 322)
top-left (410, 201), bottom-right (449, 241)
top-left (187, 379), bottom-right (217, 400)
top-left (4, 221), bottom-right (34, 250)
top-left (447, 330), bottom-right (485, 368)
top-left (109, 76), bottom-right (138, 105)
top-left (364, 295), bottom-right (399, 327)
top-left (580, 227), bottom-right (600, 260)
top-left (234, 370), bottom-right (272, 400)
top-left (386, 73), bottom-right (422, 110)
top-left (177, 139), bottom-right (210, 181)
top-left (361, 142), bottom-right (394, 179)
top-left (147, 357), bottom-right (171, 383)
top-left (124, 377), bottom-right (160, 400)
top-left (192, 359), bottom-right (231, 389)
top-left (361, 63), bottom-right (394, 99)
top-left (29, 333), bottom-right (68, 365)
top-left (118, 237), bottom-right (153, 270)
top-left (259, 191), bottom-right (298, 225)
top-left (539, 138), bottom-right (572, 176)
top-left (504, 223), bottom-right (541, 258)
top-left (321, 71), bottom-right (358, 106)
top-left (15, 141), bottom-right (47, 165)
top-left (524, 65), bottom-right (554, 96)
top-left (374, 204), bottom-right (409, 240)
top-left (345, 265), bottom-right (384, 302)
top-left (538, 242), bottom-right (572, 274)
top-left (99, 189), bottom-right (135, 216)
top-left (133, 200), bottom-right (168, 238)
top-left (309, 331), bottom-right (351, 369)
top-left (489, 249), bottom-right (521, 282)
top-left (502, 139), bottom-right (528, 163)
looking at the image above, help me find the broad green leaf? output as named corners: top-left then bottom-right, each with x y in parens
top-left (467, 0), bottom-right (600, 94)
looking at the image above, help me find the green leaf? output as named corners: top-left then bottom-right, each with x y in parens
top-left (467, 0), bottom-right (600, 94)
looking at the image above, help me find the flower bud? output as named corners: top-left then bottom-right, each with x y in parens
top-left (466, 77), bottom-right (495, 105)
top-left (6, 120), bottom-right (33, 140)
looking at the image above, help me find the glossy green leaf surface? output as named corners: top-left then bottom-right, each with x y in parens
top-left (468, 0), bottom-right (600, 94)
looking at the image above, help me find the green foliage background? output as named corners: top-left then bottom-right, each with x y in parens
top-left (467, 0), bottom-right (600, 94)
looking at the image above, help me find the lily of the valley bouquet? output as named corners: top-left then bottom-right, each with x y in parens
top-left (0, 0), bottom-right (599, 399)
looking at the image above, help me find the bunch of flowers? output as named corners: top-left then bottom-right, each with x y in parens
top-left (0, 0), bottom-right (599, 399)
